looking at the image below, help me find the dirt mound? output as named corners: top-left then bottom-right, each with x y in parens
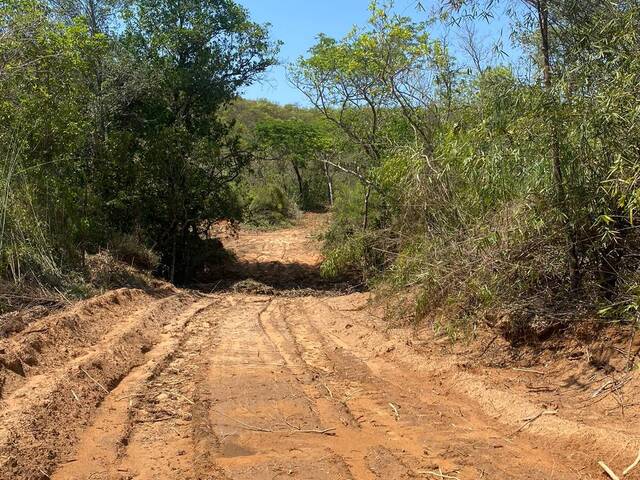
top-left (0, 286), bottom-right (190, 479)
top-left (86, 250), bottom-right (166, 290)
top-left (231, 278), bottom-right (276, 295)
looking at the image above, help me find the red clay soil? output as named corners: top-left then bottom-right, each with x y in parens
top-left (1, 213), bottom-right (639, 480)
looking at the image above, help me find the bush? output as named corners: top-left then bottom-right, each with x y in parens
top-left (109, 233), bottom-right (160, 271)
top-left (321, 182), bottom-right (386, 281)
top-left (244, 184), bottom-right (297, 227)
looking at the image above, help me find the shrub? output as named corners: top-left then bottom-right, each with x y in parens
top-left (109, 233), bottom-right (160, 271)
top-left (321, 182), bottom-right (387, 281)
top-left (244, 184), bottom-right (297, 227)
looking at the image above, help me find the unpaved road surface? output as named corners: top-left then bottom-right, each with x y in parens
top-left (2, 214), bottom-right (640, 479)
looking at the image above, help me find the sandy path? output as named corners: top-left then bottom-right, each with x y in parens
top-left (1, 214), bottom-right (639, 479)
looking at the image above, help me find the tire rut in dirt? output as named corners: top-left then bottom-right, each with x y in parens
top-left (52, 297), bottom-right (230, 480)
top-left (255, 297), bottom-right (576, 479)
top-left (0, 291), bottom-right (195, 480)
top-left (202, 295), bottom-right (355, 479)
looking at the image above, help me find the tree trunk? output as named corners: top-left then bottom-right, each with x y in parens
top-left (323, 161), bottom-right (334, 206)
top-left (537, 0), bottom-right (564, 203)
top-left (362, 184), bottom-right (371, 230)
top-left (170, 225), bottom-right (177, 284)
top-left (291, 160), bottom-right (304, 206)
top-left (536, 0), bottom-right (581, 290)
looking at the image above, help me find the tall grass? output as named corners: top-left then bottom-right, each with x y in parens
top-left (0, 131), bottom-right (62, 287)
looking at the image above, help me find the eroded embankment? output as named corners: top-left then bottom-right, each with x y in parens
top-left (0, 286), bottom-right (197, 479)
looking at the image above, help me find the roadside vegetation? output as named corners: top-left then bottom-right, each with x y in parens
top-left (3, 0), bottom-right (640, 345)
top-left (284, 0), bottom-right (640, 341)
top-left (0, 0), bottom-right (279, 308)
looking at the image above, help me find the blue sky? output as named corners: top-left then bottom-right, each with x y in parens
top-left (236, 0), bottom-right (375, 105)
top-left (236, 1), bottom-right (519, 106)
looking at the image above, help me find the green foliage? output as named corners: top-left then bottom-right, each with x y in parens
top-left (244, 184), bottom-right (297, 228)
top-left (227, 99), bottom-right (342, 215)
top-left (320, 233), bottom-right (367, 279)
top-left (0, 0), bottom-right (279, 289)
top-left (320, 182), bottom-right (384, 279)
top-left (292, 0), bottom-right (640, 337)
top-left (254, 118), bottom-right (333, 210)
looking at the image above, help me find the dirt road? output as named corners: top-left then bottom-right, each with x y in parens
top-left (1, 214), bottom-right (639, 479)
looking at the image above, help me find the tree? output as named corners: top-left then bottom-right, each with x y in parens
top-left (112, 0), bottom-right (279, 281)
top-left (440, 0), bottom-right (588, 288)
top-left (290, 2), bottom-right (451, 229)
top-left (254, 118), bottom-right (332, 209)
top-left (0, 0), bottom-right (279, 285)
top-left (0, 0), bottom-right (107, 281)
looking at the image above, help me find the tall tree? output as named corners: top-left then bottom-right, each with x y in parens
top-left (290, 2), bottom-right (449, 228)
top-left (118, 0), bottom-right (279, 281)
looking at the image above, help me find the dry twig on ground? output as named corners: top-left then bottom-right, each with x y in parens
top-left (623, 448), bottom-right (640, 476)
top-left (598, 461), bottom-right (620, 480)
top-left (389, 402), bottom-right (400, 421)
top-left (510, 409), bottom-right (557, 436)
top-left (80, 367), bottom-right (109, 394)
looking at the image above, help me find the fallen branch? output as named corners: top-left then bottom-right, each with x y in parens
top-left (25, 327), bottom-right (49, 335)
top-left (290, 427), bottom-right (336, 436)
top-left (417, 470), bottom-right (460, 480)
top-left (510, 409), bottom-right (557, 436)
top-left (212, 409), bottom-right (273, 433)
top-left (323, 383), bottom-right (333, 399)
top-left (623, 449), bottom-right (640, 476)
top-left (389, 402), bottom-right (400, 421)
top-left (598, 461), bottom-right (620, 480)
top-left (169, 390), bottom-right (195, 405)
top-left (79, 367), bottom-right (109, 394)
top-left (593, 380), bottom-right (615, 398)
top-left (284, 419), bottom-right (336, 436)
top-left (477, 334), bottom-right (498, 359)
top-left (512, 368), bottom-right (545, 375)
top-left (135, 415), bottom-right (177, 424)
top-left (591, 376), bottom-right (633, 404)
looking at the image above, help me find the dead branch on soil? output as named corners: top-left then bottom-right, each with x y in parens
top-left (598, 461), bottom-right (620, 480)
top-left (289, 426), bottom-right (337, 436)
top-left (322, 383), bottom-right (333, 399)
top-left (623, 449), bottom-right (640, 476)
top-left (509, 409), bottom-right (557, 436)
top-left (593, 379), bottom-right (615, 398)
top-left (79, 367), bottom-right (109, 394)
top-left (24, 327), bottom-right (49, 334)
top-left (512, 368), bottom-right (545, 375)
top-left (585, 375), bottom-right (633, 409)
top-left (283, 419), bottom-right (336, 436)
top-left (212, 410), bottom-right (337, 436)
top-left (135, 415), bottom-right (178, 424)
top-left (389, 402), bottom-right (400, 421)
top-left (417, 469), bottom-right (460, 480)
top-left (477, 334), bottom-right (498, 359)
top-left (168, 390), bottom-right (195, 405)
top-left (212, 409), bottom-right (274, 433)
